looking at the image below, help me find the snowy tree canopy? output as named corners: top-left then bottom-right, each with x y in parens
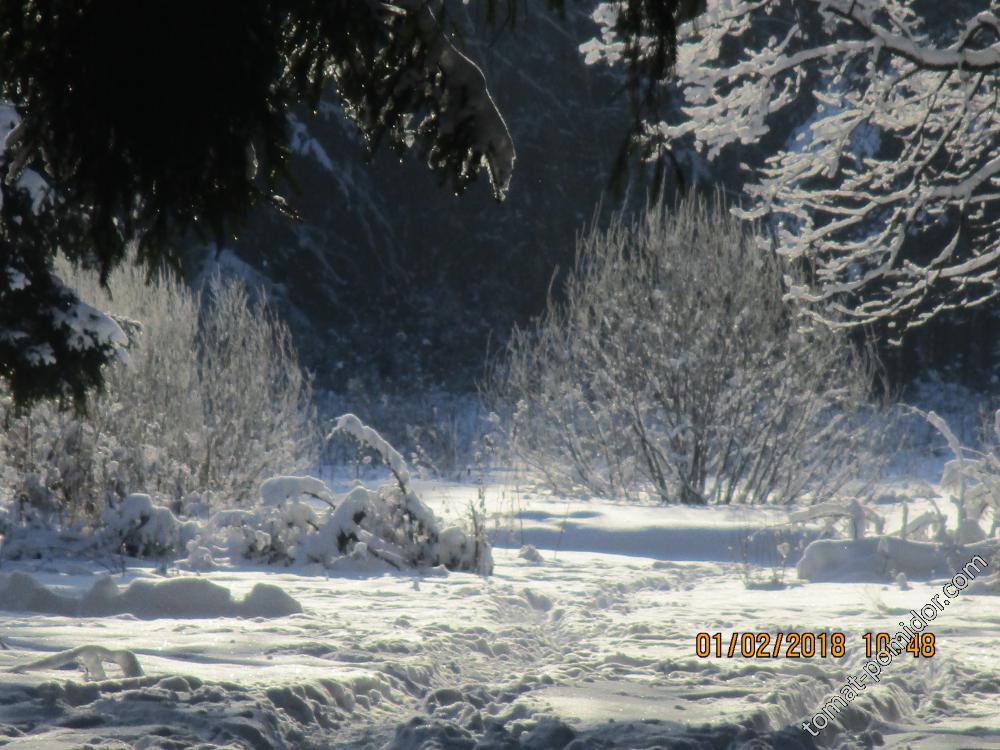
top-left (0, 0), bottom-right (698, 405)
top-left (586, 0), bottom-right (1000, 334)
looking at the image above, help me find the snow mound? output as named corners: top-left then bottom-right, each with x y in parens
top-left (0, 673), bottom-right (318, 749)
top-left (796, 536), bottom-right (999, 582)
top-left (519, 544), bottom-right (544, 563)
top-left (968, 571), bottom-right (1000, 595)
top-left (0, 572), bottom-right (302, 619)
top-left (102, 493), bottom-right (200, 558)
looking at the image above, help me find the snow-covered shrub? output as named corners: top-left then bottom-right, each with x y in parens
top-left (493, 195), bottom-right (881, 505)
top-left (310, 414), bottom-right (492, 573)
top-left (205, 477), bottom-right (328, 565)
top-left (199, 420), bottom-right (492, 573)
top-left (194, 277), bottom-right (319, 499)
top-left (917, 408), bottom-right (1000, 543)
top-left (792, 409), bottom-right (1000, 582)
top-left (102, 493), bottom-right (199, 559)
top-left (0, 257), bottom-right (319, 549)
top-left (789, 499), bottom-right (885, 541)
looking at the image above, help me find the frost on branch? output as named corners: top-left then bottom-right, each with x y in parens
top-left (11, 645), bottom-right (144, 681)
top-left (922, 408), bottom-right (1000, 543)
top-left (328, 0), bottom-right (515, 201)
top-left (587, 0), bottom-right (1000, 332)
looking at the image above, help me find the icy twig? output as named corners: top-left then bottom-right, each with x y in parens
top-left (10, 645), bottom-right (144, 681)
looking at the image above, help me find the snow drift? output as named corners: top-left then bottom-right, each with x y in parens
top-left (796, 536), bottom-right (999, 582)
top-left (0, 572), bottom-right (302, 619)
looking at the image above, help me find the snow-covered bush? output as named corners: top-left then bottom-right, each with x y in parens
top-left (792, 409), bottom-right (1000, 582)
top-left (204, 417), bottom-right (493, 573)
top-left (0, 257), bottom-right (319, 547)
top-left (315, 415), bottom-right (492, 573)
top-left (789, 498), bottom-right (885, 541)
top-left (918, 408), bottom-right (1000, 543)
top-left (102, 493), bottom-right (200, 559)
top-left (493, 195), bottom-right (881, 505)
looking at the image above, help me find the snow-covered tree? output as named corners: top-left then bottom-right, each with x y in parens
top-left (585, 0), bottom-right (1000, 335)
top-left (1, 258), bottom-right (318, 527)
top-left (0, 0), bottom-right (698, 406)
top-left (0, 2), bottom-right (513, 405)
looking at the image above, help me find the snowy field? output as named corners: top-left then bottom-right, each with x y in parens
top-left (1, 474), bottom-right (998, 750)
top-left (1, 2), bottom-right (997, 749)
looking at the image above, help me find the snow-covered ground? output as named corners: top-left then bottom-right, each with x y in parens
top-left (1, 477), bottom-right (998, 750)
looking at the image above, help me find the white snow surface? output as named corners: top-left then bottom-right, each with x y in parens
top-left (0, 478), bottom-right (997, 749)
top-left (0, 572), bottom-right (301, 619)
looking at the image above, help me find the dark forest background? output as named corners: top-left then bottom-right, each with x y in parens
top-left (184, 3), bottom-right (1000, 404)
